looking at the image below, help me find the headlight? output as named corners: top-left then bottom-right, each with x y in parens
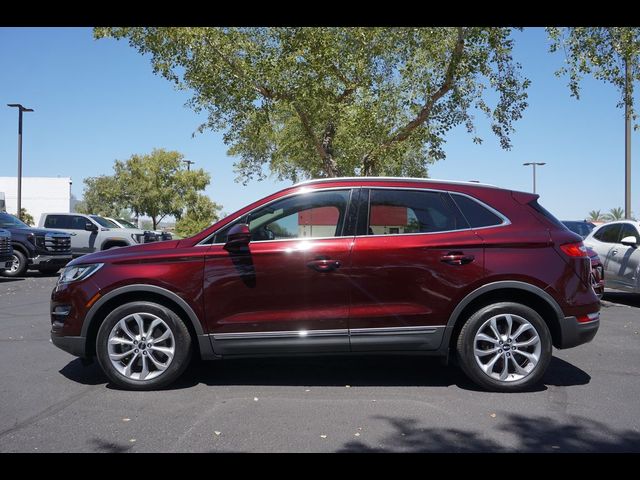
top-left (58, 263), bottom-right (104, 284)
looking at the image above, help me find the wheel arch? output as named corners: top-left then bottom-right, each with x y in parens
top-left (81, 284), bottom-right (213, 359)
top-left (101, 239), bottom-right (130, 250)
top-left (10, 242), bottom-right (30, 258)
top-left (445, 281), bottom-right (565, 351)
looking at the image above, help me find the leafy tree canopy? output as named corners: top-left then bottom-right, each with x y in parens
top-left (175, 193), bottom-right (222, 238)
top-left (547, 27), bottom-right (640, 126)
top-left (80, 148), bottom-right (214, 230)
top-left (95, 27), bottom-right (530, 183)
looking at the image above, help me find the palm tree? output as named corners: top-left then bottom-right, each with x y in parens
top-left (603, 207), bottom-right (625, 221)
top-left (587, 210), bottom-right (603, 222)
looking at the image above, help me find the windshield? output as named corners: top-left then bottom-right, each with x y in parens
top-left (116, 218), bottom-right (137, 229)
top-left (90, 215), bottom-right (119, 228)
top-left (0, 212), bottom-right (29, 228)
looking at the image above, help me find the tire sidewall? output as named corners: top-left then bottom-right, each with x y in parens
top-left (3, 250), bottom-right (27, 277)
top-left (457, 302), bottom-right (552, 392)
top-left (96, 301), bottom-right (192, 390)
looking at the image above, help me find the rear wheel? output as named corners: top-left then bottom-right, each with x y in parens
top-left (456, 302), bottom-right (552, 392)
top-left (96, 301), bottom-right (192, 390)
top-left (3, 250), bottom-right (28, 277)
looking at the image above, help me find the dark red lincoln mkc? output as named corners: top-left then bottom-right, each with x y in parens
top-left (51, 177), bottom-right (600, 391)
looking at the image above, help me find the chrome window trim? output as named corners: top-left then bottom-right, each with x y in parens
top-left (361, 186), bottom-right (511, 238)
top-left (198, 185), bottom-right (510, 246)
top-left (197, 187), bottom-right (357, 246)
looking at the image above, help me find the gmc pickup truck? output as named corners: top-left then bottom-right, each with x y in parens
top-left (38, 213), bottom-right (161, 257)
top-left (0, 212), bottom-right (72, 277)
top-left (0, 229), bottom-right (13, 269)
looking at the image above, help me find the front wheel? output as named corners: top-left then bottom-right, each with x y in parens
top-left (3, 250), bottom-right (28, 277)
top-left (96, 301), bottom-right (192, 390)
top-left (456, 302), bottom-right (552, 392)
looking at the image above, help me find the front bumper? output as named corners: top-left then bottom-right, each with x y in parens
top-left (51, 333), bottom-right (86, 357)
top-left (558, 313), bottom-right (600, 349)
top-left (30, 254), bottom-right (73, 268)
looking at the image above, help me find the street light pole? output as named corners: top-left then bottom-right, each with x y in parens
top-left (7, 104), bottom-right (34, 219)
top-left (624, 57), bottom-right (632, 219)
top-left (522, 162), bottom-right (546, 194)
top-left (182, 159), bottom-right (195, 171)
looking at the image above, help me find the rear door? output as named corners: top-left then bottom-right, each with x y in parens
top-left (348, 188), bottom-right (486, 351)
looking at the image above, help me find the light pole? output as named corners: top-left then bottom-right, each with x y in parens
top-left (523, 162), bottom-right (546, 194)
top-left (182, 159), bottom-right (195, 171)
top-left (624, 57), bottom-right (632, 219)
top-left (7, 104), bottom-right (34, 219)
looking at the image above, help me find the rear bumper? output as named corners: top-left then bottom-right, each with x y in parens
top-left (558, 313), bottom-right (600, 349)
top-left (51, 333), bottom-right (86, 357)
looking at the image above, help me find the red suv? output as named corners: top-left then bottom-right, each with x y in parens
top-left (51, 178), bottom-right (600, 392)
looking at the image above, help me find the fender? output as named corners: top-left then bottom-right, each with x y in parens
top-left (439, 280), bottom-right (565, 353)
top-left (80, 284), bottom-right (216, 359)
top-left (446, 280), bottom-right (564, 328)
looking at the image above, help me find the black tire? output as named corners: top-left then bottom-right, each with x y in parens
top-left (3, 250), bottom-right (28, 277)
top-left (38, 267), bottom-right (60, 275)
top-left (456, 302), bottom-right (552, 392)
top-left (96, 301), bottom-right (192, 391)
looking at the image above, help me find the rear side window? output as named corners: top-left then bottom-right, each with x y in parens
top-left (44, 215), bottom-right (71, 229)
top-left (450, 194), bottom-right (504, 228)
top-left (619, 223), bottom-right (640, 244)
top-left (367, 189), bottom-right (467, 235)
top-left (593, 224), bottom-right (623, 243)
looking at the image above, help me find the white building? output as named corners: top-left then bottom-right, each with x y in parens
top-left (0, 176), bottom-right (72, 223)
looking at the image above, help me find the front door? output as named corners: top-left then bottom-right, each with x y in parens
top-left (348, 188), bottom-right (485, 351)
top-left (203, 188), bottom-right (357, 355)
top-left (607, 223), bottom-right (640, 291)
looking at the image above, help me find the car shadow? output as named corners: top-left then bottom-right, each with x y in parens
top-left (60, 355), bottom-right (590, 393)
top-left (0, 277), bottom-right (24, 283)
top-left (602, 292), bottom-right (640, 309)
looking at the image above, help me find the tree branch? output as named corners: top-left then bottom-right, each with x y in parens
top-left (361, 27), bottom-right (467, 174)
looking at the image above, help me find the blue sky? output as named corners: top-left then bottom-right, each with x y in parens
top-left (0, 27), bottom-right (638, 220)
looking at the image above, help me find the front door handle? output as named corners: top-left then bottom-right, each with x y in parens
top-left (307, 258), bottom-right (341, 272)
top-left (441, 252), bottom-right (475, 266)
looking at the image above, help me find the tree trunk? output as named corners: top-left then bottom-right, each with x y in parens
top-left (321, 122), bottom-right (339, 177)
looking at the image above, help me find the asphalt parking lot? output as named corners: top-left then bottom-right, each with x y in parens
top-left (1, 274), bottom-right (639, 453)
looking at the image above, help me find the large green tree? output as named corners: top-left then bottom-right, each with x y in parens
top-left (95, 27), bottom-right (530, 183)
top-left (175, 193), bottom-right (221, 238)
top-left (81, 149), bottom-right (214, 229)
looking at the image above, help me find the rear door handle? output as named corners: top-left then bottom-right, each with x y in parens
top-left (440, 252), bottom-right (475, 266)
top-left (307, 258), bottom-right (341, 272)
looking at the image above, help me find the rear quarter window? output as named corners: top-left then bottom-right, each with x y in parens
top-left (450, 194), bottom-right (504, 228)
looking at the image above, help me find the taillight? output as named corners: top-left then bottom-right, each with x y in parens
top-left (560, 242), bottom-right (589, 258)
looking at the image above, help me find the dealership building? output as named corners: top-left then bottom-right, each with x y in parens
top-left (0, 176), bottom-right (72, 223)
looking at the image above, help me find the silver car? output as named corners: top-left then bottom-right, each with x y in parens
top-left (584, 220), bottom-right (640, 293)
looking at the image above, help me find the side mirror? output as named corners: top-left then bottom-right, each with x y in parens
top-left (621, 235), bottom-right (638, 247)
top-left (224, 223), bottom-right (251, 251)
top-left (85, 222), bottom-right (98, 232)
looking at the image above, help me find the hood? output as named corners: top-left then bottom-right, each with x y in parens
top-left (6, 227), bottom-right (69, 237)
top-left (66, 239), bottom-right (181, 266)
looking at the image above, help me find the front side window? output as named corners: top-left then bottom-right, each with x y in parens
top-left (593, 224), bottom-right (623, 243)
top-left (367, 189), bottom-right (467, 235)
top-left (90, 216), bottom-right (119, 228)
top-left (70, 216), bottom-right (91, 230)
top-left (211, 189), bottom-right (351, 244)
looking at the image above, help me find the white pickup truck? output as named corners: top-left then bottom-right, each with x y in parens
top-left (38, 212), bottom-right (160, 257)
